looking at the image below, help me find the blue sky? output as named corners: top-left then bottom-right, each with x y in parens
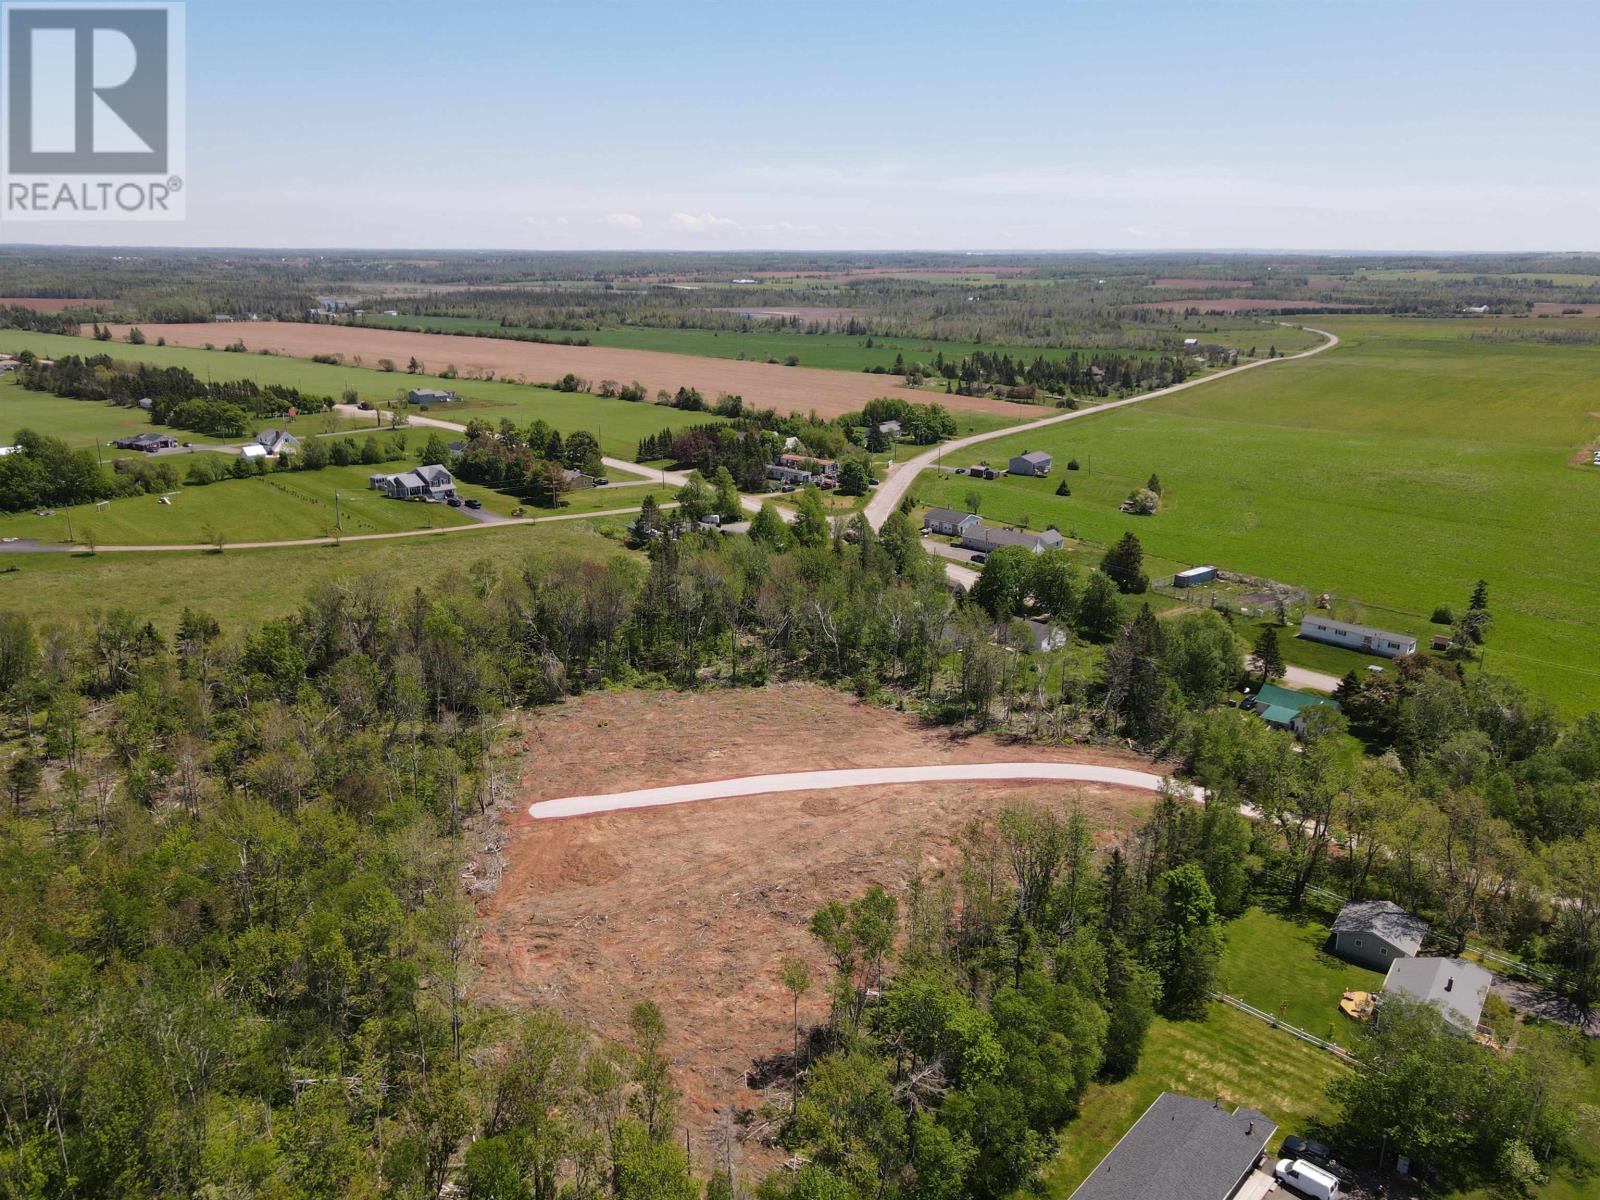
top-left (11, 0), bottom-right (1600, 250)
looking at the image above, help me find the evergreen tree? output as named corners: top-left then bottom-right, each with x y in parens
top-left (1100, 532), bottom-right (1148, 594)
top-left (1250, 626), bottom-right (1286, 683)
top-left (1146, 473), bottom-right (1162, 495)
top-left (1469, 578), bottom-right (1489, 611)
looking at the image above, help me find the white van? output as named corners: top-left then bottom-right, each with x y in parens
top-left (1274, 1157), bottom-right (1341, 1200)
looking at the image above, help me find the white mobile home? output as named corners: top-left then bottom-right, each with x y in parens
top-left (1299, 616), bottom-right (1416, 658)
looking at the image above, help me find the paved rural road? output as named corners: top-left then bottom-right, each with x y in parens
top-left (528, 762), bottom-right (1205, 820)
top-left (863, 326), bottom-right (1340, 529)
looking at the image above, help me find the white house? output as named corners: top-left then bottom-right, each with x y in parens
top-left (1299, 615), bottom-right (1417, 658)
top-left (1020, 619), bottom-right (1069, 653)
top-left (922, 507), bottom-right (980, 537)
top-left (371, 463), bottom-right (457, 501)
top-left (256, 429), bottom-right (301, 455)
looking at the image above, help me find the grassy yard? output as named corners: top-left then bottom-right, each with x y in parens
top-left (0, 331), bottom-right (728, 458)
top-left (1034, 1004), bottom-right (1348, 1198)
top-left (917, 315), bottom-right (1600, 712)
top-left (0, 520), bottom-right (631, 628)
top-left (1216, 906), bottom-right (1386, 1044)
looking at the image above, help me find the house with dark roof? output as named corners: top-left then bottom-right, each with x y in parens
top-left (1069, 1092), bottom-right (1276, 1200)
top-left (1382, 955), bottom-right (1493, 1033)
top-left (370, 463), bottom-right (456, 501)
top-left (922, 507), bottom-right (980, 537)
top-left (959, 524), bottom-right (1065, 555)
top-left (112, 432), bottom-right (178, 453)
top-left (1331, 900), bottom-right (1428, 970)
top-left (255, 429), bottom-right (300, 455)
top-left (1245, 682), bottom-right (1339, 737)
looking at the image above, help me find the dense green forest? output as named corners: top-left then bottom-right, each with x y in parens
top-left (1, 498), bottom-right (1597, 1197)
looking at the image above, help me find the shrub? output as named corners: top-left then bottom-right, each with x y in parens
top-left (1431, 605), bottom-right (1454, 624)
top-left (1066, 458), bottom-right (1080, 470)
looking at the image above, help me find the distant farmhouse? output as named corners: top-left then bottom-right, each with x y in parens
top-left (1068, 1092), bottom-right (1275, 1200)
top-left (876, 419), bottom-right (902, 437)
top-left (408, 388), bottom-right (458, 405)
top-left (959, 524), bottom-right (1065, 555)
top-left (922, 507), bottom-right (980, 537)
top-left (255, 429), bottom-right (300, 456)
top-left (1383, 955), bottom-right (1493, 1034)
top-left (1331, 900), bottom-right (1428, 970)
top-left (1299, 615), bottom-right (1417, 658)
top-left (369, 463), bottom-right (457, 501)
top-left (1008, 450), bottom-right (1053, 476)
top-left (112, 432), bottom-right (177, 453)
top-left (1246, 683), bottom-right (1339, 736)
top-left (1021, 619), bottom-right (1069, 653)
top-left (778, 452), bottom-right (838, 479)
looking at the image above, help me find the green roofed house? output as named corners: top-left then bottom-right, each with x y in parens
top-left (1246, 682), bottom-right (1339, 737)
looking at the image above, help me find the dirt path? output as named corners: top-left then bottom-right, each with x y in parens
top-left (1283, 664), bottom-right (1343, 692)
top-left (529, 761), bottom-right (1201, 820)
top-left (105, 320), bottom-right (1047, 422)
top-left (864, 327), bottom-right (1340, 528)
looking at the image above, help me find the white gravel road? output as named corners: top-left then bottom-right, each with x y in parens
top-left (528, 761), bottom-right (1203, 820)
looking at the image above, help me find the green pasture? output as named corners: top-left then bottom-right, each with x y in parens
top-left (354, 313), bottom-right (1159, 373)
top-left (0, 520), bottom-right (631, 628)
top-left (919, 316), bottom-right (1600, 712)
top-left (0, 331), bottom-right (727, 458)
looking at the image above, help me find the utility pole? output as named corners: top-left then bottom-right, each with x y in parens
top-left (334, 491), bottom-right (341, 529)
top-left (65, 508), bottom-right (74, 543)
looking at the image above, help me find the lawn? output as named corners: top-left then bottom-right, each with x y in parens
top-left (917, 316), bottom-right (1600, 712)
top-left (1033, 1004), bottom-right (1348, 1198)
top-left (0, 462), bottom-right (483, 546)
top-left (1215, 906), bottom-right (1386, 1045)
top-left (0, 331), bottom-right (727, 459)
top-left (0, 520), bottom-right (631, 628)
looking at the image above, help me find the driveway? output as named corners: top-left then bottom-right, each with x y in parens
top-left (528, 761), bottom-right (1204, 820)
top-left (863, 327), bottom-right (1339, 529)
top-left (1283, 664), bottom-right (1343, 692)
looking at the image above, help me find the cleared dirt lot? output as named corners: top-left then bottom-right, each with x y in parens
top-left (477, 685), bottom-right (1162, 1157)
top-left (104, 321), bottom-right (1045, 422)
top-left (1, 296), bottom-right (108, 311)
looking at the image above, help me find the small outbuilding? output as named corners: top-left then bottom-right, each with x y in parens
top-left (1331, 900), bottom-right (1428, 970)
top-left (1008, 450), bottom-right (1053, 477)
top-left (1173, 565), bottom-right (1219, 588)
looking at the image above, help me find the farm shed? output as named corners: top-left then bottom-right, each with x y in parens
top-left (408, 388), bottom-right (458, 405)
top-left (1331, 900), bottom-right (1428, 970)
top-left (1173, 565), bottom-right (1219, 588)
top-left (1068, 1092), bottom-right (1276, 1200)
top-left (1008, 450), bottom-right (1053, 476)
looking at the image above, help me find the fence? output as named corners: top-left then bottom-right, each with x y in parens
top-left (1210, 991), bottom-right (1358, 1066)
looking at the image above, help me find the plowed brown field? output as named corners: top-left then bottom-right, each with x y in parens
top-left (476, 685), bottom-right (1162, 1164)
top-left (100, 321), bottom-right (1045, 421)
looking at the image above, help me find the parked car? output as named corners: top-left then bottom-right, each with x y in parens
top-left (971, 553), bottom-right (987, 565)
top-left (182, 441), bottom-right (193, 448)
top-left (464, 498), bottom-right (481, 509)
top-left (594, 477), bottom-right (608, 485)
top-left (446, 496), bottom-right (462, 507)
top-left (1281, 1136), bottom-right (1331, 1162)
top-left (954, 467), bottom-right (967, 475)
top-left (781, 485), bottom-right (796, 493)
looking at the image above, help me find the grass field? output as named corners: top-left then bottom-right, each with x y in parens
top-left (919, 315), bottom-right (1600, 712)
top-left (0, 331), bottom-right (728, 458)
top-left (0, 520), bottom-right (631, 627)
top-left (1215, 906), bottom-right (1385, 1043)
top-left (354, 313), bottom-right (1159, 373)
top-left (1034, 1004), bottom-right (1348, 1198)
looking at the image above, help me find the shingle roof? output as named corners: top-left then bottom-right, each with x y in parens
top-left (1068, 1092), bottom-right (1275, 1200)
top-left (1333, 900), bottom-right (1428, 956)
top-left (1383, 955), bottom-right (1492, 1030)
top-left (1015, 450), bottom-right (1052, 464)
top-left (924, 507), bottom-right (975, 525)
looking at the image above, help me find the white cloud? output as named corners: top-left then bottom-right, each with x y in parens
top-left (668, 211), bottom-right (742, 233)
top-left (603, 212), bottom-right (642, 229)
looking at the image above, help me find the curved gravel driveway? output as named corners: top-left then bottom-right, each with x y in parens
top-left (528, 762), bottom-right (1204, 820)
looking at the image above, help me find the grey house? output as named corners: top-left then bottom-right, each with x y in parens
top-left (255, 429), bottom-right (301, 455)
top-left (370, 463), bottom-right (457, 501)
top-left (1008, 450), bottom-right (1053, 476)
top-left (1382, 955), bottom-right (1493, 1033)
top-left (923, 507), bottom-right (980, 537)
top-left (1068, 1092), bottom-right (1275, 1200)
top-left (113, 432), bottom-right (178, 453)
top-left (960, 524), bottom-right (1066, 555)
top-left (408, 388), bottom-right (458, 405)
top-left (1331, 900), bottom-right (1428, 969)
